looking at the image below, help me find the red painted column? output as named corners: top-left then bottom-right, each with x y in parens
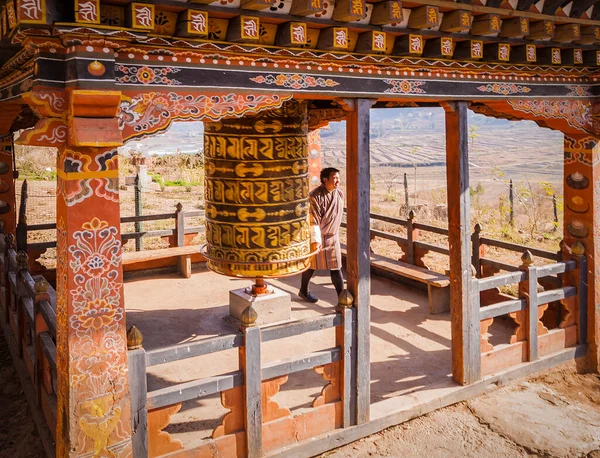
top-left (55, 144), bottom-right (132, 457)
top-left (563, 134), bottom-right (600, 371)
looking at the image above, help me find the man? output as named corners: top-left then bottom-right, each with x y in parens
top-left (299, 167), bottom-right (345, 303)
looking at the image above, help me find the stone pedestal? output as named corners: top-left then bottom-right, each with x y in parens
top-left (229, 286), bottom-right (291, 326)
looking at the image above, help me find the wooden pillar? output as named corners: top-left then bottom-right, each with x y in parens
top-left (343, 98), bottom-right (374, 424)
top-left (53, 91), bottom-right (132, 456)
top-left (443, 101), bottom-right (481, 385)
top-left (563, 133), bottom-right (600, 371)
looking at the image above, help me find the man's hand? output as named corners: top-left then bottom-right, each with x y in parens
top-left (311, 242), bottom-right (321, 253)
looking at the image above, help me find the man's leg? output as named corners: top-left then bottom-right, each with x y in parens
top-left (330, 269), bottom-right (344, 297)
top-left (299, 269), bottom-right (318, 302)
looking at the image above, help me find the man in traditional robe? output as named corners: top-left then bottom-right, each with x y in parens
top-left (299, 167), bottom-right (345, 303)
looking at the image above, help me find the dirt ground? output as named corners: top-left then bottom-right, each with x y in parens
top-left (324, 369), bottom-right (600, 458)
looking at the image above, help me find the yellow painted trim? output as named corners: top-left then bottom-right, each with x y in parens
top-left (57, 169), bottom-right (119, 180)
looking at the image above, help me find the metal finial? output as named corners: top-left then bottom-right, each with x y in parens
top-left (337, 289), bottom-right (354, 307)
top-left (521, 250), bottom-right (533, 267)
top-left (571, 241), bottom-right (585, 256)
top-left (408, 209), bottom-right (416, 220)
top-left (127, 325), bottom-right (144, 350)
top-left (240, 306), bottom-right (258, 327)
top-left (16, 250), bottom-right (28, 271)
top-left (176, 202), bottom-right (183, 212)
top-left (474, 223), bottom-right (482, 233)
top-left (34, 277), bottom-right (48, 294)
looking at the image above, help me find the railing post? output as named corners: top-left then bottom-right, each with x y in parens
top-left (571, 242), bottom-right (588, 345)
top-left (135, 173), bottom-right (143, 252)
top-left (337, 290), bottom-right (357, 428)
top-left (406, 209), bottom-right (416, 265)
top-left (519, 250), bottom-right (538, 362)
top-left (15, 250), bottom-right (28, 358)
top-left (33, 277), bottom-right (50, 406)
top-left (472, 223), bottom-right (483, 279)
top-left (240, 307), bottom-right (262, 458)
top-left (128, 326), bottom-right (149, 458)
top-left (4, 233), bottom-right (14, 324)
top-left (175, 202), bottom-right (185, 248)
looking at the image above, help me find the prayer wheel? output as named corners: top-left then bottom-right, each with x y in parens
top-left (203, 100), bottom-right (311, 278)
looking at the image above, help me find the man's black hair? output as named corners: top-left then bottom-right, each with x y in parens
top-left (320, 167), bottom-right (340, 184)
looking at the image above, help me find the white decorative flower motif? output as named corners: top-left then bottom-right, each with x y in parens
top-left (135, 6), bottom-right (152, 27)
top-left (190, 12), bottom-right (207, 33)
top-left (78, 1), bottom-right (97, 22)
top-left (334, 29), bottom-right (347, 47)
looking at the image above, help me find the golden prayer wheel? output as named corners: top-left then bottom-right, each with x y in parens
top-left (203, 100), bottom-right (311, 278)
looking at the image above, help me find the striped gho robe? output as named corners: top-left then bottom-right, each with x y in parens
top-left (309, 184), bottom-right (344, 270)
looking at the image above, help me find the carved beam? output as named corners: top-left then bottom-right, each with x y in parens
top-left (439, 10), bottom-right (472, 33)
top-left (511, 44), bottom-right (537, 63)
top-left (175, 10), bottom-right (208, 38)
top-left (576, 25), bottom-right (600, 44)
top-left (499, 17), bottom-right (529, 38)
top-left (242, 0), bottom-right (277, 10)
top-left (423, 37), bottom-right (454, 58)
top-left (392, 34), bottom-right (424, 56)
top-left (483, 42), bottom-right (510, 62)
top-left (290, 0), bottom-right (323, 16)
top-left (370, 1), bottom-right (403, 26)
top-left (227, 16), bottom-right (261, 42)
top-left (527, 20), bottom-right (554, 40)
top-left (355, 31), bottom-right (387, 53)
top-left (333, 0), bottom-right (366, 22)
top-left (537, 46), bottom-right (562, 65)
top-left (276, 22), bottom-right (308, 46)
top-left (471, 14), bottom-right (502, 36)
top-left (126, 2), bottom-right (155, 30)
top-left (317, 27), bottom-right (349, 51)
top-left (554, 23), bottom-right (581, 42)
top-left (407, 5), bottom-right (439, 29)
top-left (583, 49), bottom-right (600, 65)
top-left (454, 39), bottom-right (484, 60)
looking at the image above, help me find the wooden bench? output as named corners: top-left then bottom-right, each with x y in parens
top-left (341, 248), bottom-right (450, 314)
top-left (122, 245), bottom-right (206, 278)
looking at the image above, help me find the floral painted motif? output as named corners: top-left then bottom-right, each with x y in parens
top-left (508, 100), bottom-right (596, 135)
top-left (116, 64), bottom-right (182, 85)
top-left (57, 148), bottom-right (119, 206)
top-left (250, 74), bottom-right (339, 89)
top-left (566, 85), bottom-right (592, 97)
top-left (119, 91), bottom-right (292, 141)
top-left (476, 83), bottom-right (531, 95)
top-left (56, 216), bottom-right (131, 457)
top-left (383, 79), bottom-right (426, 94)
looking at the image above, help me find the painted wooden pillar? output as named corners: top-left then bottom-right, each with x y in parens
top-left (444, 101), bottom-right (480, 385)
top-left (307, 128), bottom-right (323, 190)
top-left (563, 134), bottom-right (600, 371)
top-left (37, 89), bottom-right (133, 457)
top-left (343, 98), bottom-right (374, 424)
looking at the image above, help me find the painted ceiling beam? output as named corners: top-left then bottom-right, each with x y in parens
top-left (569, 0), bottom-right (598, 18)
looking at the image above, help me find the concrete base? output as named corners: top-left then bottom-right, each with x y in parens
top-left (229, 286), bottom-right (291, 326)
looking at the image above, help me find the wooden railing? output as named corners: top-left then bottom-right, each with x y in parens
top-left (0, 234), bottom-right (58, 445)
top-left (24, 204), bottom-right (204, 252)
top-left (128, 307), bottom-right (355, 457)
top-left (474, 250), bottom-right (586, 377)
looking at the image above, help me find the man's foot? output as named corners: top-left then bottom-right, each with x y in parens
top-left (298, 290), bottom-right (318, 303)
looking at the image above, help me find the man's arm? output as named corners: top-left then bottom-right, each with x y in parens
top-left (309, 193), bottom-right (322, 252)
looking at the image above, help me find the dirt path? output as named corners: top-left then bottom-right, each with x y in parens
top-left (325, 369), bottom-right (600, 458)
top-left (0, 333), bottom-right (44, 458)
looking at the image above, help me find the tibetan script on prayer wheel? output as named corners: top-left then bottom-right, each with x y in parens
top-left (204, 100), bottom-right (312, 277)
